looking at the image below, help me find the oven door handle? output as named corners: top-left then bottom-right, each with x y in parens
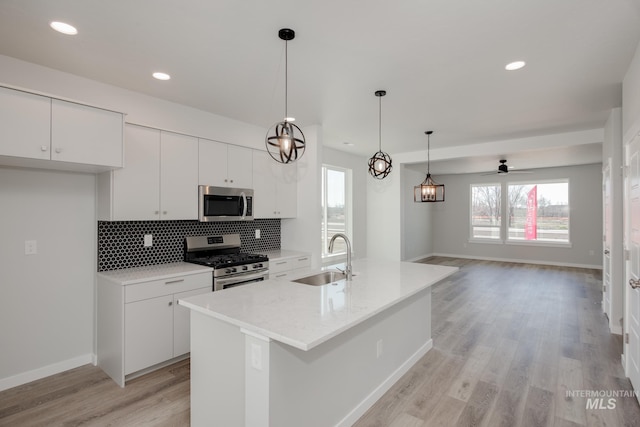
top-left (240, 191), bottom-right (247, 220)
top-left (216, 270), bottom-right (268, 287)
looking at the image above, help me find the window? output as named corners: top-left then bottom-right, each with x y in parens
top-left (470, 180), bottom-right (570, 245)
top-left (321, 165), bottom-right (352, 258)
top-left (471, 184), bottom-right (501, 240)
top-left (507, 181), bottom-right (569, 243)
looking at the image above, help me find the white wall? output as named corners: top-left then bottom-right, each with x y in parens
top-left (322, 147), bottom-right (368, 260)
top-left (0, 167), bottom-right (95, 390)
top-left (0, 55), bottom-right (275, 389)
top-left (430, 164), bottom-right (603, 268)
top-left (623, 41), bottom-right (640, 140)
top-left (366, 167), bottom-right (402, 261)
top-left (603, 108), bottom-right (624, 333)
top-left (281, 125), bottom-right (323, 268)
top-left (401, 165), bottom-right (433, 261)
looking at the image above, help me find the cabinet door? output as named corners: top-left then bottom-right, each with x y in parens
top-left (112, 125), bottom-right (160, 220)
top-left (227, 145), bottom-right (253, 188)
top-left (161, 131), bottom-right (198, 220)
top-left (0, 86), bottom-right (51, 160)
top-left (198, 139), bottom-right (228, 186)
top-left (124, 295), bottom-right (174, 375)
top-left (252, 150), bottom-right (277, 218)
top-left (276, 162), bottom-right (298, 218)
top-left (173, 287), bottom-right (211, 357)
top-left (51, 99), bottom-right (123, 167)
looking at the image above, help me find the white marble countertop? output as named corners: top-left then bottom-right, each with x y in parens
top-left (97, 262), bottom-right (212, 285)
top-left (261, 249), bottom-right (310, 261)
top-left (179, 259), bottom-right (458, 351)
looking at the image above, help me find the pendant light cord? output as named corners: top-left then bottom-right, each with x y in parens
top-left (378, 95), bottom-right (382, 151)
top-left (284, 40), bottom-right (288, 119)
top-left (427, 133), bottom-right (431, 175)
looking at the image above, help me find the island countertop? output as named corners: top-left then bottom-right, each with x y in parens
top-left (179, 259), bottom-right (458, 351)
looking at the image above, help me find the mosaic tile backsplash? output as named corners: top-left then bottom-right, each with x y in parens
top-left (98, 219), bottom-right (280, 271)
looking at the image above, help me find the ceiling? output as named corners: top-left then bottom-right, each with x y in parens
top-left (1, 0), bottom-right (639, 173)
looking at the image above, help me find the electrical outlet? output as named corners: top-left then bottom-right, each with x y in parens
top-left (25, 240), bottom-right (37, 255)
top-left (376, 339), bottom-right (383, 358)
top-left (144, 234), bottom-right (153, 247)
top-left (255, 229), bottom-right (261, 239)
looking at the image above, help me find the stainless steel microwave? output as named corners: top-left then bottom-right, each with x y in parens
top-left (198, 186), bottom-right (253, 222)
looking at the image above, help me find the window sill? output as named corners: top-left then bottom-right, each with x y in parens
top-left (468, 238), bottom-right (503, 245)
top-left (506, 240), bottom-right (572, 248)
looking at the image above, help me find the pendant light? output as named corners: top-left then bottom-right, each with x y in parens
top-left (414, 131), bottom-right (445, 202)
top-left (368, 90), bottom-right (393, 179)
top-left (265, 28), bottom-right (305, 164)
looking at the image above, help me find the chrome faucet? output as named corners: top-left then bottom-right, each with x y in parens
top-left (328, 233), bottom-right (353, 281)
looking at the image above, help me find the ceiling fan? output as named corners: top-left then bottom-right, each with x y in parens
top-left (482, 159), bottom-right (532, 175)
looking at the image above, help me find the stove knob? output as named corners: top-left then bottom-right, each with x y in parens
top-left (231, 268), bottom-right (237, 273)
top-left (242, 265), bottom-right (248, 271)
top-left (255, 263), bottom-right (263, 268)
top-left (225, 268), bottom-right (233, 274)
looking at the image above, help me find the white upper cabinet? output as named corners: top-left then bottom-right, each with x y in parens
top-left (0, 86), bottom-right (51, 160)
top-left (199, 139), bottom-right (253, 189)
top-left (252, 150), bottom-right (297, 219)
top-left (51, 99), bottom-right (123, 167)
top-left (160, 131), bottom-right (199, 220)
top-left (0, 85), bottom-right (123, 171)
top-left (98, 124), bottom-right (198, 221)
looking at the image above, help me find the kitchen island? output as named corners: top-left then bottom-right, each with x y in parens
top-left (179, 259), bottom-right (457, 427)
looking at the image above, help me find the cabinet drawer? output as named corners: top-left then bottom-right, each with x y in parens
top-left (269, 258), bottom-right (293, 274)
top-left (125, 273), bottom-right (211, 303)
top-left (292, 256), bottom-right (311, 270)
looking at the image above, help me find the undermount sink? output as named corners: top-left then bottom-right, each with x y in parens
top-left (292, 270), bottom-right (347, 286)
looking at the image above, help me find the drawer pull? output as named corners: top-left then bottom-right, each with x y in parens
top-left (298, 257), bottom-right (308, 261)
top-left (275, 274), bottom-right (287, 278)
top-left (165, 279), bottom-right (185, 285)
top-left (275, 261), bottom-right (288, 265)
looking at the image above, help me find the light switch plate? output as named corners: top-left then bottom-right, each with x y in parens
top-left (255, 229), bottom-right (261, 239)
top-left (25, 240), bottom-right (37, 255)
top-left (144, 234), bottom-right (153, 247)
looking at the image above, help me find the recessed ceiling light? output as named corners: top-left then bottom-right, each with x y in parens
top-left (50, 21), bottom-right (78, 35)
top-left (152, 72), bottom-right (171, 81)
top-left (505, 61), bottom-right (526, 71)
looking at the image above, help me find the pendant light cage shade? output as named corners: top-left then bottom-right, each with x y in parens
top-left (368, 90), bottom-right (393, 179)
top-left (414, 174), bottom-right (445, 202)
top-left (265, 28), bottom-right (306, 164)
top-left (266, 121), bottom-right (306, 163)
top-left (368, 150), bottom-right (393, 179)
top-left (414, 131), bottom-right (445, 202)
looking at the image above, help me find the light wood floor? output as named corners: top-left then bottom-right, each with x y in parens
top-left (1, 257), bottom-right (639, 426)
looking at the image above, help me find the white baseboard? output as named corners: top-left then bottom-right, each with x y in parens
top-left (430, 252), bottom-right (602, 270)
top-left (0, 353), bottom-right (94, 392)
top-left (609, 323), bottom-right (623, 335)
top-left (336, 339), bottom-right (433, 427)
top-left (405, 253), bottom-right (436, 262)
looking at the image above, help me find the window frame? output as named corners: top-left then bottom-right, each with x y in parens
top-left (469, 182), bottom-right (503, 243)
top-left (321, 164), bottom-right (353, 261)
top-left (469, 178), bottom-right (572, 248)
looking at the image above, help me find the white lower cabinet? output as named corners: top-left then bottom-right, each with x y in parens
top-left (268, 252), bottom-right (311, 279)
top-left (98, 266), bottom-right (211, 387)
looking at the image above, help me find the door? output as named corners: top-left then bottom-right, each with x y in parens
top-left (199, 138), bottom-right (228, 186)
top-left (0, 86), bottom-right (51, 160)
top-left (603, 159), bottom-right (612, 321)
top-left (626, 130), bottom-right (640, 396)
top-left (173, 287), bottom-right (211, 357)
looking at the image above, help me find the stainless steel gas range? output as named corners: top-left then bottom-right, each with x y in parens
top-left (184, 234), bottom-right (269, 291)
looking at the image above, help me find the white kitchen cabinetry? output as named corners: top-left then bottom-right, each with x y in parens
top-left (252, 150), bottom-right (297, 218)
top-left (0, 85), bottom-right (123, 171)
top-left (98, 124), bottom-right (198, 220)
top-left (199, 139), bottom-right (253, 188)
top-left (97, 264), bottom-right (212, 387)
top-left (267, 251), bottom-right (311, 279)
